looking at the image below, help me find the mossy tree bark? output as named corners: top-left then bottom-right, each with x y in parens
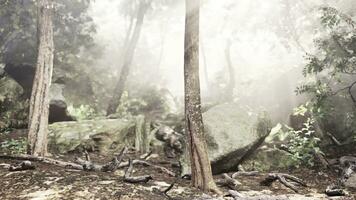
top-left (184, 0), bottom-right (220, 193)
top-left (106, 1), bottom-right (151, 116)
top-left (27, 0), bottom-right (54, 156)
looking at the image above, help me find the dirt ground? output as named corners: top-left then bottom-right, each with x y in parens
top-left (0, 150), bottom-right (355, 200)
top-left (0, 130), bottom-right (355, 200)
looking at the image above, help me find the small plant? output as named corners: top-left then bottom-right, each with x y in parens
top-left (68, 104), bottom-right (96, 120)
top-left (1, 138), bottom-right (27, 154)
top-left (286, 117), bottom-right (323, 168)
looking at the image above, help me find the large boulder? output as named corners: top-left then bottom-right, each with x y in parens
top-left (48, 118), bottom-right (137, 154)
top-left (0, 75), bottom-right (28, 130)
top-left (203, 103), bottom-right (272, 174)
top-left (241, 148), bottom-right (296, 171)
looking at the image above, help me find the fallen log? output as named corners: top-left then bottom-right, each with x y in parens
top-left (124, 159), bottom-right (152, 183)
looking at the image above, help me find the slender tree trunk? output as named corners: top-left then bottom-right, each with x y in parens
top-left (106, 2), bottom-right (150, 116)
top-left (27, 0), bottom-right (54, 156)
top-left (225, 40), bottom-right (235, 102)
top-left (184, 0), bottom-right (220, 193)
top-left (200, 38), bottom-right (210, 92)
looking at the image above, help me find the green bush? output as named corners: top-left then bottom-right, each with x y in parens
top-left (286, 117), bottom-right (323, 168)
top-left (0, 138), bottom-right (27, 154)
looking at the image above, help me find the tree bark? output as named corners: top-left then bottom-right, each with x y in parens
top-left (106, 1), bottom-right (150, 116)
top-left (184, 0), bottom-right (220, 193)
top-left (27, 0), bottom-right (54, 156)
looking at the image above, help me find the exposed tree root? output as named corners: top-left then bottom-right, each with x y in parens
top-left (124, 159), bottom-right (152, 183)
top-left (260, 173), bottom-right (306, 193)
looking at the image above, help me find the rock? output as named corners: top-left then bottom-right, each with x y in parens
top-left (242, 148), bottom-right (296, 171)
top-left (48, 118), bottom-right (137, 154)
top-left (0, 76), bottom-right (28, 129)
top-left (345, 174), bottom-right (356, 189)
top-left (49, 83), bottom-right (75, 123)
top-left (3, 64), bottom-right (75, 123)
top-left (202, 103), bottom-right (272, 174)
top-left (4, 63), bottom-right (35, 97)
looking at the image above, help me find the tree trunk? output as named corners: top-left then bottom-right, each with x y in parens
top-left (106, 2), bottom-right (150, 116)
top-left (184, 0), bottom-right (219, 193)
top-left (200, 38), bottom-right (210, 92)
top-left (27, 0), bottom-right (54, 156)
top-left (225, 40), bottom-right (235, 102)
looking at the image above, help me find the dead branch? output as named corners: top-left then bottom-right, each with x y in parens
top-left (118, 159), bottom-right (176, 177)
top-left (101, 146), bottom-right (128, 172)
top-left (260, 173), bottom-right (306, 193)
top-left (0, 154), bottom-right (84, 170)
top-left (139, 150), bottom-right (153, 160)
top-left (216, 173), bottom-right (241, 189)
top-left (74, 147), bottom-right (128, 172)
top-left (124, 159), bottom-right (152, 183)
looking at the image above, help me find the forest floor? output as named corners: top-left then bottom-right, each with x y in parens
top-left (0, 151), bottom-right (355, 200)
top-left (0, 130), bottom-right (355, 200)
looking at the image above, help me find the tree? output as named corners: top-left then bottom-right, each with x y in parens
top-left (297, 6), bottom-right (356, 139)
top-left (27, 0), bottom-right (54, 156)
top-left (106, 0), bottom-right (152, 116)
top-left (184, 0), bottom-right (220, 193)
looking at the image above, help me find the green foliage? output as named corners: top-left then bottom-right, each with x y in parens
top-left (0, 138), bottom-right (27, 154)
top-left (67, 104), bottom-right (96, 120)
top-left (297, 6), bottom-right (356, 137)
top-left (286, 117), bottom-right (323, 168)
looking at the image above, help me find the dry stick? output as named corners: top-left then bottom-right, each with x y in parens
top-left (118, 159), bottom-right (176, 177)
top-left (260, 173), bottom-right (306, 193)
top-left (0, 154), bottom-right (84, 170)
top-left (75, 147), bottom-right (128, 172)
top-left (124, 158), bottom-right (152, 183)
top-left (216, 173), bottom-right (242, 189)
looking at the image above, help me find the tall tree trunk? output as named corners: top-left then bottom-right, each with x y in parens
top-left (27, 0), bottom-right (54, 156)
top-left (225, 40), bottom-right (235, 102)
top-left (200, 38), bottom-right (210, 92)
top-left (106, 2), bottom-right (150, 116)
top-left (184, 0), bottom-right (220, 193)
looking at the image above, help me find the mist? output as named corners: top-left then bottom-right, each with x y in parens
top-left (1, 0), bottom-right (356, 198)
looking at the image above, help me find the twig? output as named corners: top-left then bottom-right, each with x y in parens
top-left (124, 159), bottom-right (152, 183)
top-left (260, 173), bottom-right (306, 193)
top-left (118, 159), bottom-right (176, 177)
top-left (0, 154), bottom-right (84, 170)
